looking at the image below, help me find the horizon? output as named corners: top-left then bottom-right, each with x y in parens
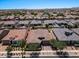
top-left (0, 7), bottom-right (78, 9)
top-left (0, 0), bottom-right (79, 9)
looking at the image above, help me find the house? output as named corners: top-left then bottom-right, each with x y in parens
top-left (2, 21), bottom-right (16, 29)
top-left (41, 12), bottom-right (49, 19)
top-left (72, 28), bottom-right (79, 35)
top-left (53, 28), bottom-right (79, 41)
top-left (0, 30), bottom-right (9, 43)
top-left (70, 20), bottom-right (79, 27)
top-left (54, 20), bottom-right (68, 28)
top-left (17, 20), bottom-right (30, 28)
top-left (0, 22), bottom-right (4, 29)
top-left (30, 20), bottom-right (42, 26)
top-left (65, 19), bottom-right (75, 27)
top-left (70, 20), bottom-right (79, 24)
top-left (26, 29), bottom-right (55, 45)
top-left (2, 29), bottom-right (27, 45)
top-left (44, 20), bottom-right (60, 28)
top-left (44, 20), bottom-right (54, 25)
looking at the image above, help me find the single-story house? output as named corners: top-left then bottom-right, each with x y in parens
top-left (52, 28), bottom-right (79, 41)
top-left (72, 28), bottom-right (79, 35)
top-left (0, 30), bottom-right (9, 42)
top-left (2, 21), bottom-right (16, 29)
top-left (30, 20), bottom-right (42, 26)
top-left (17, 20), bottom-right (30, 28)
top-left (0, 22), bottom-right (4, 29)
top-left (44, 20), bottom-right (60, 28)
top-left (2, 29), bottom-right (27, 46)
top-left (70, 20), bottom-right (79, 27)
top-left (44, 20), bottom-right (54, 25)
top-left (26, 29), bottom-right (55, 45)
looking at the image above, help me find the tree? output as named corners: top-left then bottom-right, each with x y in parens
top-left (45, 24), bottom-right (49, 29)
top-left (43, 12), bottom-right (50, 19)
top-left (67, 25), bottom-right (72, 29)
top-left (20, 40), bottom-right (26, 58)
top-left (50, 40), bottom-right (67, 50)
top-left (6, 46), bottom-right (12, 58)
top-left (56, 13), bottom-right (64, 17)
top-left (50, 40), bottom-right (67, 57)
top-left (31, 12), bottom-right (37, 16)
top-left (50, 14), bottom-right (54, 19)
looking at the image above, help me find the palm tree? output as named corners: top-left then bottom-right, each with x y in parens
top-left (20, 40), bottom-right (26, 58)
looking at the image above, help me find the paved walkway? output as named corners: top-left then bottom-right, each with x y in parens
top-left (0, 50), bottom-right (79, 58)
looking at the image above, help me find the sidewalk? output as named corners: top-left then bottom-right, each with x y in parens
top-left (0, 50), bottom-right (79, 58)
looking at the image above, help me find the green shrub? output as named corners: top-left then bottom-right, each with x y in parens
top-left (25, 43), bottom-right (41, 51)
top-left (50, 40), bottom-right (67, 50)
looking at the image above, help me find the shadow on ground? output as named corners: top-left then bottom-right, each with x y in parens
top-left (30, 52), bottom-right (40, 58)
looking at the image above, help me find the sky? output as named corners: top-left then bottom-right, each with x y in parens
top-left (0, 0), bottom-right (79, 9)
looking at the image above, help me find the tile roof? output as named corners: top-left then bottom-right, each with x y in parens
top-left (2, 29), bottom-right (27, 40)
top-left (53, 28), bottom-right (79, 41)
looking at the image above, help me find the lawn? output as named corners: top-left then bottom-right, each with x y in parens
top-left (25, 43), bottom-right (41, 51)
